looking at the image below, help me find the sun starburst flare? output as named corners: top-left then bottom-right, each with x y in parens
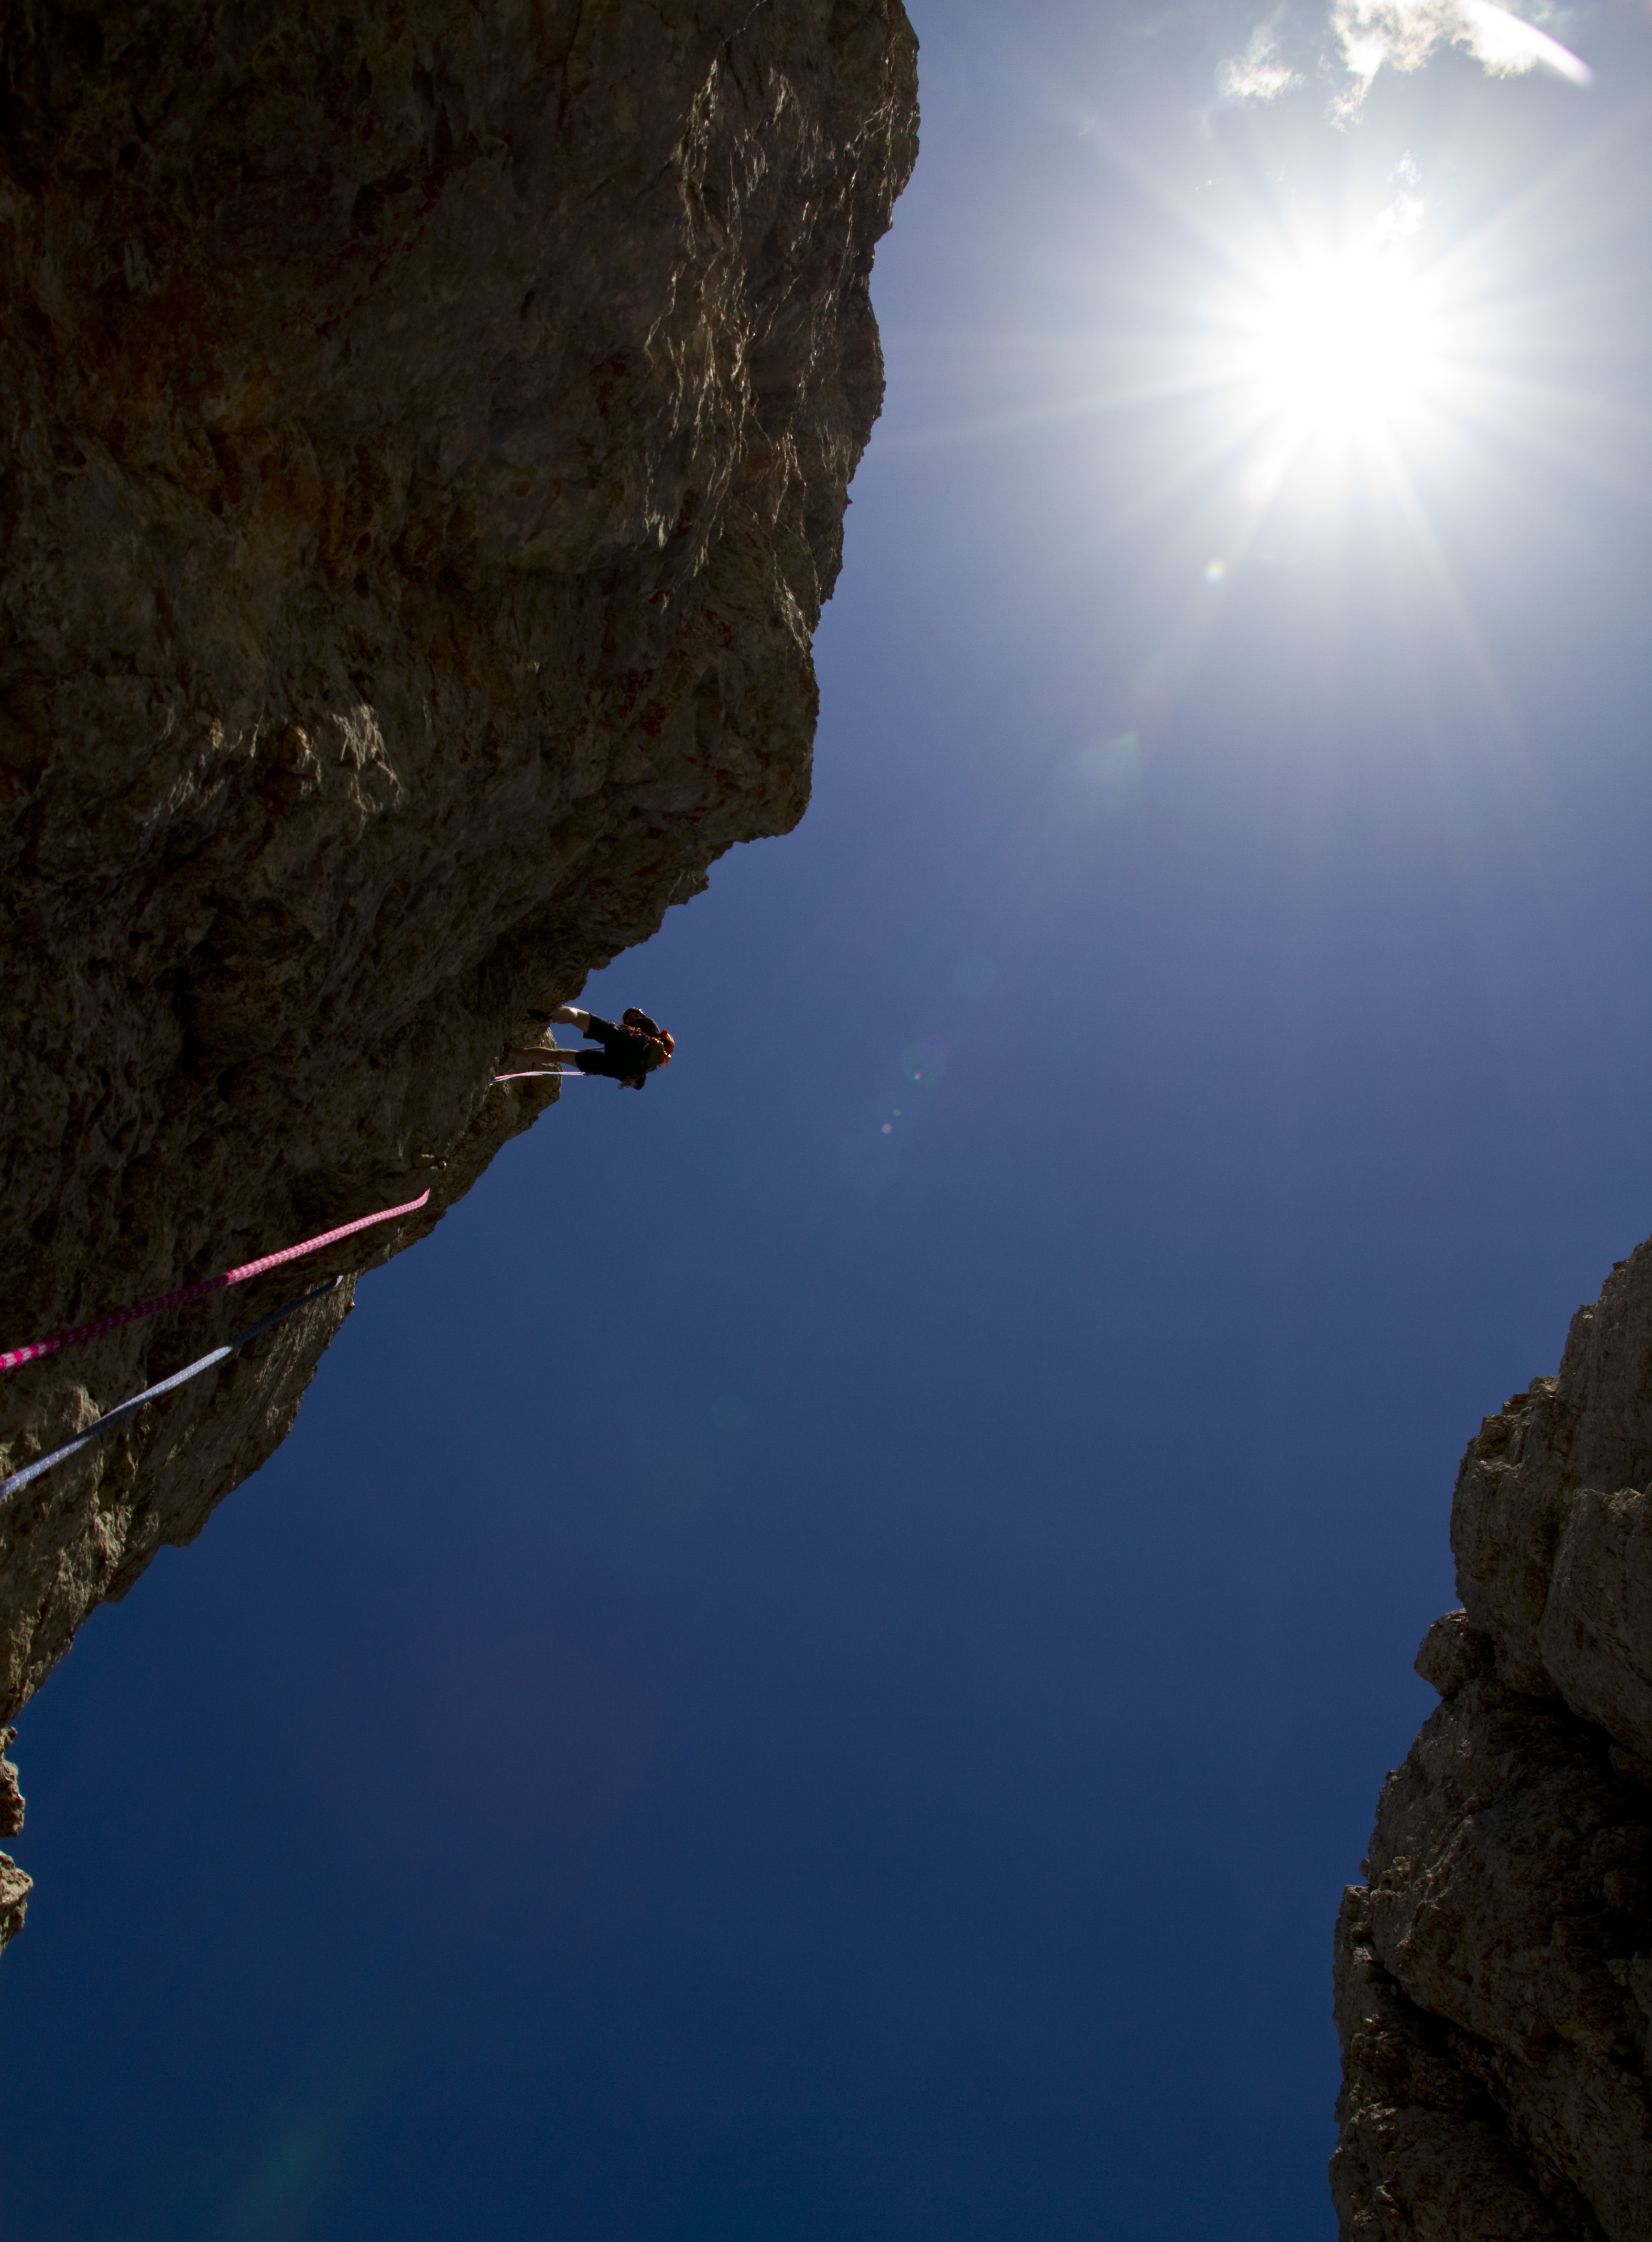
top-left (1246, 245), bottom-right (1441, 441)
top-left (1199, 197), bottom-right (1467, 508)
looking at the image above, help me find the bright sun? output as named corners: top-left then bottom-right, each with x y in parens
top-left (1247, 247), bottom-right (1441, 442)
top-left (1208, 219), bottom-right (1454, 504)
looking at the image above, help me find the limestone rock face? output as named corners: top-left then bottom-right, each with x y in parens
top-left (1334, 1243), bottom-right (1652, 2239)
top-left (0, 0), bottom-right (918, 1938)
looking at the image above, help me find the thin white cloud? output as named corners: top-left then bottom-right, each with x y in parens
top-left (1218, 0), bottom-right (1590, 114)
top-left (1370, 188), bottom-right (1426, 238)
top-left (1332, 0), bottom-right (1592, 110)
top-left (1217, 23), bottom-right (1305, 100)
top-left (1458, 0), bottom-right (1591, 81)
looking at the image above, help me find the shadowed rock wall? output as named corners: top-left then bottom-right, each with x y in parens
top-left (0, 0), bottom-right (918, 1944)
top-left (1334, 1241), bottom-right (1652, 2240)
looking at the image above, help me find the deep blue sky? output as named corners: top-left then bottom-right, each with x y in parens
top-left (6, 4), bottom-right (1651, 2237)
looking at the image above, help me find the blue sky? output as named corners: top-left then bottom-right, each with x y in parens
top-left (6, 2), bottom-right (1651, 2236)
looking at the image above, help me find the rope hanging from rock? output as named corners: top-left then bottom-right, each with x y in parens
top-left (0, 1190), bottom-right (431, 1373)
top-left (493, 1069), bottom-right (588, 1082)
top-left (0, 1279), bottom-right (346, 1503)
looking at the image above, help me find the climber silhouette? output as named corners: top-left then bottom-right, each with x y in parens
top-left (511, 1006), bottom-right (674, 1090)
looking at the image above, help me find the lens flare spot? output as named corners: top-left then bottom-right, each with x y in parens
top-left (1054, 732), bottom-right (1142, 820)
top-left (900, 1039), bottom-right (948, 1085)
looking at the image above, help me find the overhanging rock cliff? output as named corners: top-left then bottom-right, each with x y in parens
top-left (0, 0), bottom-right (918, 1945)
top-left (1335, 1241), bottom-right (1652, 2240)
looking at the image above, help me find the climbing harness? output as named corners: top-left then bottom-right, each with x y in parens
top-left (0, 1188), bottom-right (431, 1373)
top-left (0, 1277), bottom-right (344, 1503)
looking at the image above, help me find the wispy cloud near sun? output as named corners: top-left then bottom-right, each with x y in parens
top-left (1217, 22), bottom-right (1305, 100)
top-left (1217, 0), bottom-right (1592, 115)
top-left (1332, 0), bottom-right (1592, 108)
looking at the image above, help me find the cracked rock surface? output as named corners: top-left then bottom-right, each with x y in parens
top-left (0, 0), bottom-right (917, 1948)
top-left (1334, 1242), bottom-right (1652, 2239)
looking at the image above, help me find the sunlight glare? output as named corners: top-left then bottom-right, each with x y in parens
top-left (1244, 242), bottom-right (1441, 449)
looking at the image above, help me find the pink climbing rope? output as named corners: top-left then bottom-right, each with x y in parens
top-left (0, 1188), bottom-right (432, 1373)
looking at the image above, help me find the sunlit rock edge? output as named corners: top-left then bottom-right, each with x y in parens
top-left (1335, 1241), bottom-right (1652, 2241)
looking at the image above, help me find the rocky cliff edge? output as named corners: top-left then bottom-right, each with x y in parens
top-left (1335, 1239), bottom-right (1652, 2240)
top-left (0, 0), bottom-right (918, 1946)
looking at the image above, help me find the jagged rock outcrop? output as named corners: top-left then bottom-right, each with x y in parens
top-left (0, 1726), bottom-right (26, 1952)
top-left (0, 0), bottom-right (918, 1946)
top-left (1334, 1242), bottom-right (1652, 2239)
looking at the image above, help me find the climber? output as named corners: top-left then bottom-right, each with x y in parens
top-left (511, 1005), bottom-right (675, 1090)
